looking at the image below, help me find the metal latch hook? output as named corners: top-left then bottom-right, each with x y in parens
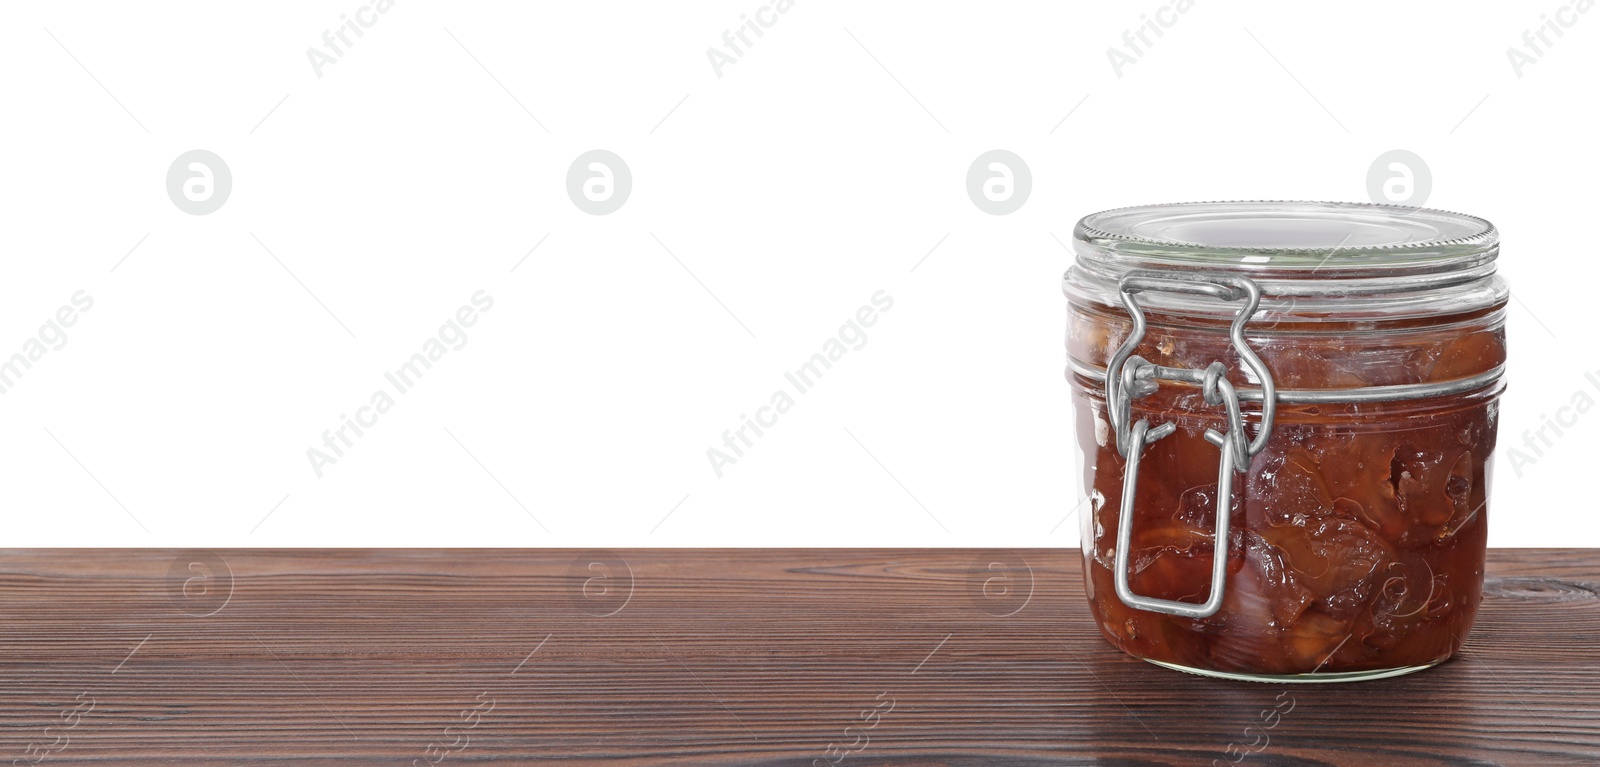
top-left (1102, 271), bottom-right (1278, 619)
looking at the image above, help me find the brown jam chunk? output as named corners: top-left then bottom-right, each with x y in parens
top-left (1075, 308), bottom-right (1501, 675)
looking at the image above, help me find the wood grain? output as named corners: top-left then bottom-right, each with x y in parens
top-left (0, 548), bottom-right (1595, 766)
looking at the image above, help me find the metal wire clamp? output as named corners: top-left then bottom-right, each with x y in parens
top-left (1104, 271), bottom-right (1278, 619)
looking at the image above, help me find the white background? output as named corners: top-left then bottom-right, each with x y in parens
top-left (1, 1), bottom-right (1594, 548)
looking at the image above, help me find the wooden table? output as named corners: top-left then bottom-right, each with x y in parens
top-left (0, 549), bottom-right (1595, 766)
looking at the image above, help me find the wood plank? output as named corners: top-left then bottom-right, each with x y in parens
top-left (0, 548), bottom-right (1595, 765)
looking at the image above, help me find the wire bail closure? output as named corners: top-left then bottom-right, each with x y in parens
top-left (1104, 271), bottom-right (1278, 619)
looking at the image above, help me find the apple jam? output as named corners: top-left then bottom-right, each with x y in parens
top-left (1064, 202), bottom-right (1507, 681)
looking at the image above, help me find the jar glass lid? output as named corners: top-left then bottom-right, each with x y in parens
top-left (1065, 201), bottom-right (1506, 320)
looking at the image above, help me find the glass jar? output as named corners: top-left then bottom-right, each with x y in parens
top-left (1063, 201), bottom-right (1506, 682)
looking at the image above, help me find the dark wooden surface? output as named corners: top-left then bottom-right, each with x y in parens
top-left (0, 548), bottom-right (1595, 766)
